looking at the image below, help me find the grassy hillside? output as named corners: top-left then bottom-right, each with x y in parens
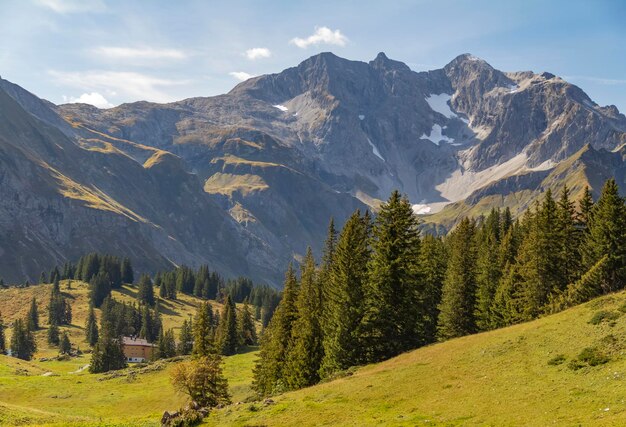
top-left (0, 282), bottom-right (259, 426)
top-left (206, 291), bottom-right (626, 426)
top-left (5, 282), bottom-right (626, 425)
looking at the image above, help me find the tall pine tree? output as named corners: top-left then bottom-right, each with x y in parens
top-left (437, 217), bottom-right (478, 340)
top-left (320, 211), bottom-right (371, 377)
top-left (285, 248), bottom-right (323, 389)
top-left (362, 191), bottom-right (421, 361)
top-left (252, 264), bottom-right (299, 396)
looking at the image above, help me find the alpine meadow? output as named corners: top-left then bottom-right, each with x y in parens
top-left (1, 1), bottom-right (626, 426)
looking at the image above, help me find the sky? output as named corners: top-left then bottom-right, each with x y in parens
top-left (1, 0), bottom-right (625, 111)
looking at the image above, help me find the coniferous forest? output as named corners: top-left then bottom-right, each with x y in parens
top-left (253, 179), bottom-right (626, 395)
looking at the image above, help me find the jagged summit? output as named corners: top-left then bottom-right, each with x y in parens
top-left (1, 52), bottom-right (626, 283)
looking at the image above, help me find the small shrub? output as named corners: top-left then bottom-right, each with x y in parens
top-left (567, 359), bottom-right (585, 371)
top-left (589, 310), bottom-right (620, 325)
top-left (547, 354), bottom-right (566, 366)
top-left (577, 347), bottom-right (609, 366)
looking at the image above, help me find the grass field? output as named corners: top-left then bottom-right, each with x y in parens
top-left (4, 283), bottom-right (626, 425)
top-left (206, 291), bottom-right (626, 426)
top-left (0, 281), bottom-right (258, 426)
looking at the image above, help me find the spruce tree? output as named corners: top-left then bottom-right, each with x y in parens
top-left (178, 319), bottom-right (193, 355)
top-left (578, 185), bottom-right (594, 228)
top-left (418, 234), bottom-right (448, 343)
top-left (252, 264), bottom-right (299, 396)
top-left (437, 217), bottom-right (478, 340)
top-left (556, 185), bottom-right (582, 288)
top-left (157, 328), bottom-right (177, 359)
top-left (47, 322), bottom-right (60, 346)
top-left (362, 191), bottom-right (421, 361)
top-left (0, 311), bottom-right (6, 354)
top-left (238, 299), bottom-right (257, 347)
top-left (320, 211), bottom-right (371, 377)
top-left (121, 257), bottom-right (134, 284)
top-left (11, 319), bottom-right (36, 360)
top-left (27, 297), bottom-right (39, 331)
top-left (285, 248), bottom-right (324, 389)
top-left (318, 218), bottom-right (337, 341)
top-left (89, 321), bottom-right (127, 373)
top-left (515, 192), bottom-right (561, 319)
top-left (193, 302), bottom-right (216, 357)
top-left (475, 210), bottom-right (503, 331)
top-left (89, 272), bottom-right (111, 308)
top-left (218, 295), bottom-right (238, 356)
top-left (137, 274), bottom-right (155, 306)
top-left (582, 178), bottom-right (626, 293)
top-left (139, 305), bottom-right (155, 342)
top-left (85, 305), bottom-right (99, 347)
top-left (59, 332), bottom-right (71, 354)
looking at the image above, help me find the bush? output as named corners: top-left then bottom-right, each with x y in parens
top-left (588, 310), bottom-right (620, 325)
top-left (577, 347), bottom-right (609, 366)
top-left (547, 354), bottom-right (566, 366)
top-left (170, 355), bottom-right (231, 408)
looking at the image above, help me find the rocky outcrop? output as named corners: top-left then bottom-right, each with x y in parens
top-left (1, 51), bottom-right (626, 283)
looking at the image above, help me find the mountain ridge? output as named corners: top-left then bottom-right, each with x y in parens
top-left (1, 52), bottom-right (626, 283)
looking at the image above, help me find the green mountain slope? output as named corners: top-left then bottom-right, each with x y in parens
top-left (207, 291), bottom-right (626, 426)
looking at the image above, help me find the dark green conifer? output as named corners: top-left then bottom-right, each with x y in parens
top-left (252, 264), bottom-right (299, 396)
top-left (437, 217), bottom-right (478, 340)
top-left (27, 297), bottom-right (39, 331)
top-left (85, 305), bottom-right (99, 347)
top-left (362, 191), bottom-right (421, 361)
top-left (89, 321), bottom-right (127, 373)
top-left (11, 318), bottom-right (36, 360)
top-left (59, 331), bottom-right (71, 354)
top-left (285, 248), bottom-right (323, 388)
top-left (178, 319), bottom-right (193, 355)
top-left (237, 298), bottom-right (257, 347)
top-left (320, 211), bottom-right (370, 377)
top-left (193, 302), bottom-right (216, 357)
top-left (218, 295), bottom-right (238, 356)
top-left (47, 322), bottom-right (60, 346)
top-left (582, 179), bottom-right (626, 292)
top-left (0, 311), bottom-right (6, 354)
top-left (137, 274), bottom-right (155, 306)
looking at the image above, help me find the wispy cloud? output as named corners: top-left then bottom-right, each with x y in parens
top-left (93, 46), bottom-right (188, 61)
top-left (245, 47), bottom-right (271, 60)
top-left (49, 70), bottom-right (190, 103)
top-left (35, 0), bottom-right (106, 13)
top-left (290, 26), bottom-right (348, 49)
top-left (565, 75), bottom-right (626, 85)
top-left (62, 92), bottom-right (114, 108)
top-left (229, 71), bottom-right (255, 81)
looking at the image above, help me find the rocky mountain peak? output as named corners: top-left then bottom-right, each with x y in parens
top-left (369, 52), bottom-right (412, 73)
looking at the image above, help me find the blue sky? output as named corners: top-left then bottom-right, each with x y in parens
top-left (1, 0), bottom-right (625, 111)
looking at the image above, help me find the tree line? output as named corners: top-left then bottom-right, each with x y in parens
top-left (253, 179), bottom-right (626, 395)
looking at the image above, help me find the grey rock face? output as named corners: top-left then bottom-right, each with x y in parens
top-left (1, 52), bottom-right (625, 284)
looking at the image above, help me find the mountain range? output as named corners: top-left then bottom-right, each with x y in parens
top-left (1, 52), bottom-right (625, 285)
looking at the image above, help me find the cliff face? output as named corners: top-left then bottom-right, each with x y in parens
top-left (1, 52), bottom-right (626, 283)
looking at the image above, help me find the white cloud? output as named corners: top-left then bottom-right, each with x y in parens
top-left (35, 0), bottom-right (106, 13)
top-left (229, 71), bottom-right (255, 81)
top-left (290, 26), bottom-right (348, 49)
top-left (49, 70), bottom-right (190, 103)
top-left (63, 92), bottom-right (114, 108)
top-left (93, 46), bottom-right (188, 61)
top-left (245, 47), bottom-right (271, 60)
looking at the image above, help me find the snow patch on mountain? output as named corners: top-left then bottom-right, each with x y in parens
top-left (421, 124), bottom-right (454, 145)
top-left (366, 137), bottom-right (385, 161)
top-left (273, 104), bottom-right (288, 112)
top-left (412, 204), bottom-right (431, 215)
top-left (425, 94), bottom-right (457, 119)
